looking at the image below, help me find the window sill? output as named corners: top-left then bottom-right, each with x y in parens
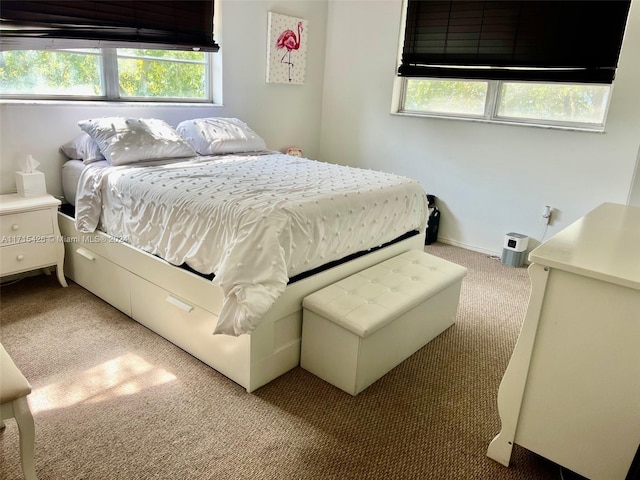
top-left (0, 98), bottom-right (223, 108)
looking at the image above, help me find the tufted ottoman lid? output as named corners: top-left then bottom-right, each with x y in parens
top-left (302, 249), bottom-right (467, 338)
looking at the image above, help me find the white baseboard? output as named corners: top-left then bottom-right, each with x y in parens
top-left (435, 237), bottom-right (533, 267)
top-left (433, 236), bottom-right (502, 258)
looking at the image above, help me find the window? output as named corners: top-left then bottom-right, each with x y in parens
top-left (1, 49), bottom-right (103, 97)
top-left (0, 1), bottom-right (218, 102)
top-left (400, 78), bottom-right (611, 128)
top-left (0, 48), bottom-right (211, 102)
top-left (395, 0), bottom-right (631, 130)
top-left (403, 78), bottom-right (487, 117)
top-left (117, 50), bottom-right (208, 100)
top-left (496, 82), bottom-right (610, 125)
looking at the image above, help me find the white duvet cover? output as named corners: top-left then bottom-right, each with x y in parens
top-left (75, 153), bottom-right (428, 335)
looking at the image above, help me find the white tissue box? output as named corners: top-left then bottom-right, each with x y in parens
top-left (16, 171), bottom-right (47, 197)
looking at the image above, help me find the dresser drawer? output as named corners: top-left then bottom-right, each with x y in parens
top-left (0, 240), bottom-right (57, 275)
top-left (0, 209), bottom-right (54, 243)
top-left (64, 245), bottom-right (131, 316)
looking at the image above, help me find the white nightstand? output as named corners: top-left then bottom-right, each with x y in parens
top-left (0, 194), bottom-right (68, 287)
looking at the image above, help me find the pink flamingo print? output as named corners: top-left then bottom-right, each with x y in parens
top-left (276, 21), bottom-right (303, 82)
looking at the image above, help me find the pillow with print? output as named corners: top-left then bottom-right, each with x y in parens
top-left (177, 117), bottom-right (267, 155)
top-left (78, 117), bottom-right (195, 166)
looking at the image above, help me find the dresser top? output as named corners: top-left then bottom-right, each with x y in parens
top-left (0, 193), bottom-right (61, 215)
top-left (529, 203), bottom-right (640, 290)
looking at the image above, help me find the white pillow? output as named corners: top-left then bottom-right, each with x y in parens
top-left (78, 117), bottom-right (195, 166)
top-left (60, 133), bottom-right (106, 165)
top-left (177, 117), bottom-right (267, 155)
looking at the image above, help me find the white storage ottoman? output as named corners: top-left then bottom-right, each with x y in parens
top-left (301, 249), bottom-right (467, 395)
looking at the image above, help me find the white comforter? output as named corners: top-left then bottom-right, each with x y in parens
top-left (75, 153), bottom-right (428, 335)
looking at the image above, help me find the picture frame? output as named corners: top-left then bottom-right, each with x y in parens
top-left (266, 12), bottom-right (308, 85)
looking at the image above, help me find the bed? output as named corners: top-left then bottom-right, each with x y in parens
top-left (58, 117), bottom-right (428, 392)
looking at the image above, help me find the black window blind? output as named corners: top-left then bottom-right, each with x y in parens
top-left (398, 0), bottom-right (631, 83)
top-left (0, 1), bottom-right (219, 52)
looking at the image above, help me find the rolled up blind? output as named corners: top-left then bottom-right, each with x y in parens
top-left (0, 1), bottom-right (219, 52)
top-left (398, 0), bottom-right (631, 83)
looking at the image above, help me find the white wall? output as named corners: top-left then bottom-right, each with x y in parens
top-left (629, 145), bottom-right (640, 206)
top-left (2, 0), bottom-right (638, 255)
top-left (0, 0), bottom-right (328, 199)
top-left (319, 0), bottom-right (640, 255)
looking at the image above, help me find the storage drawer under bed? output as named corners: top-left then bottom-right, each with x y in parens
top-left (58, 214), bottom-right (223, 315)
top-left (129, 274), bottom-right (251, 385)
top-left (64, 244), bottom-right (131, 315)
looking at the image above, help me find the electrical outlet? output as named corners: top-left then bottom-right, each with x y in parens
top-left (542, 205), bottom-right (552, 225)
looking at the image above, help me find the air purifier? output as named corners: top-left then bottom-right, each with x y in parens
top-left (501, 232), bottom-right (529, 268)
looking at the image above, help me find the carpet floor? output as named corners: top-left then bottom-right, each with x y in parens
top-left (1, 243), bottom-right (562, 479)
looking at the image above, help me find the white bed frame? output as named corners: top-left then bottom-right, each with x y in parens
top-left (58, 212), bottom-right (424, 392)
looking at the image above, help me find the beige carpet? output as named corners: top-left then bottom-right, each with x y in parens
top-left (0, 243), bottom-right (561, 480)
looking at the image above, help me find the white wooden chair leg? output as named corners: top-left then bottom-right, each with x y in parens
top-left (13, 397), bottom-right (37, 480)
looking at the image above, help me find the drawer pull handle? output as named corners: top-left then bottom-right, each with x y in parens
top-left (76, 248), bottom-right (96, 261)
top-left (166, 295), bottom-right (194, 313)
top-left (16, 254), bottom-right (24, 261)
top-left (11, 224), bottom-right (19, 231)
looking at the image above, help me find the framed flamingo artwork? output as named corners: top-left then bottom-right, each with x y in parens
top-left (266, 12), bottom-right (308, 85)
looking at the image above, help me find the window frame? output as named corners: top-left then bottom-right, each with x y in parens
top-left (0, 47), bottom-right (216, 104)
top-left (394, 76), bottom-right (612, 132)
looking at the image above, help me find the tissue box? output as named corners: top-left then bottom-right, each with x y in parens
top-left (16, 171), bottom-right (47, 197)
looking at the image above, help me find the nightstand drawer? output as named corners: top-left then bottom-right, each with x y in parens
top-left (0, 241), bottom-right (57, 275)
top-left (0, 210), bottom-right (54, 243)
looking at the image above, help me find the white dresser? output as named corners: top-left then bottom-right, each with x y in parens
top-left (0, 194), bottom-right (67, 287)
top-left (487, 202), bottom-right (640, 480)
